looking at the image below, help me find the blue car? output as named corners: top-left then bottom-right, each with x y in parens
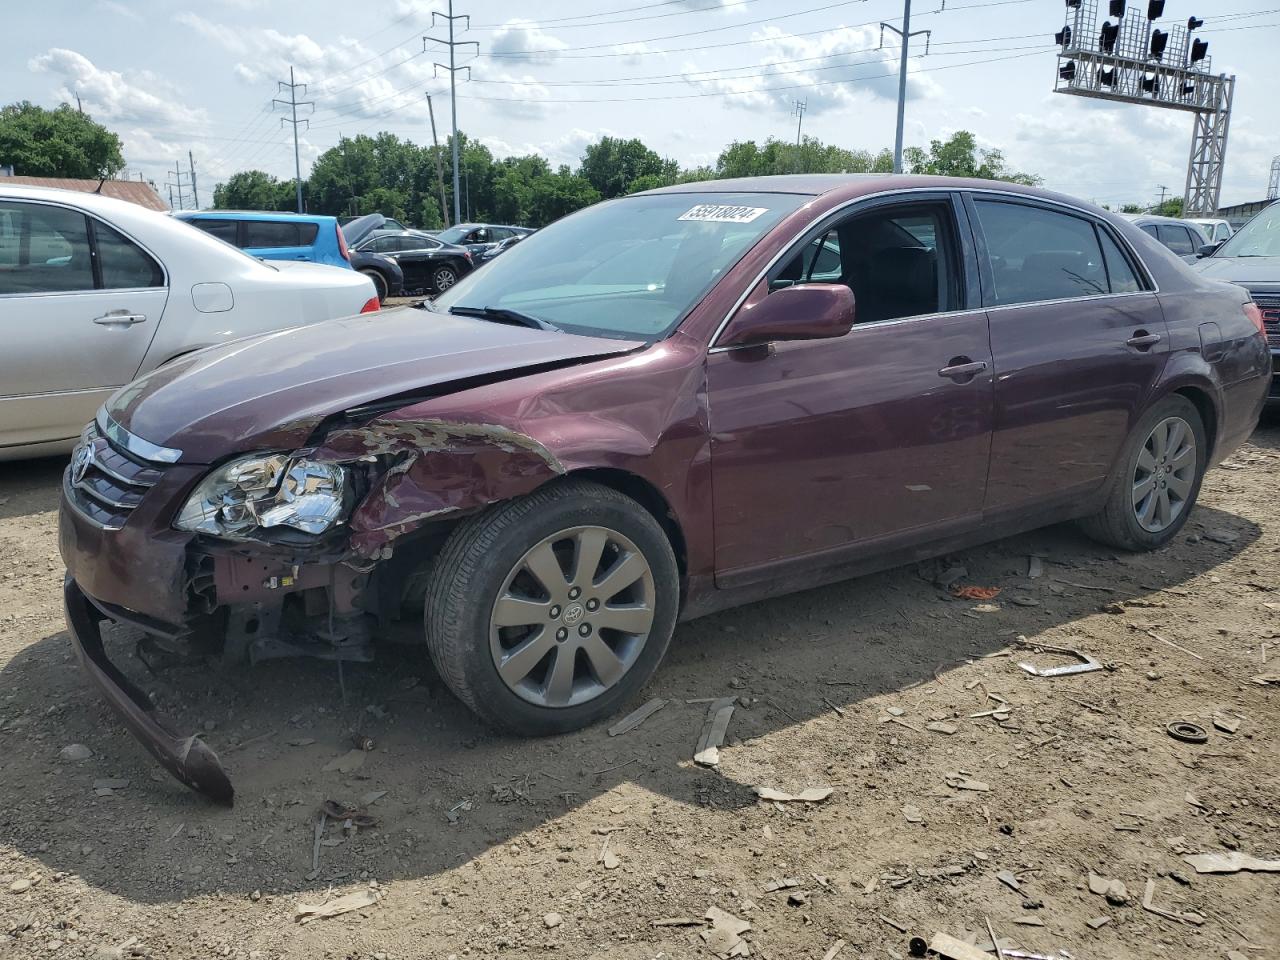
top-left (174, 211), bottom-right (354, 269)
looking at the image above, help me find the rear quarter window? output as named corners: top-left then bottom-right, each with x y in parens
top-left (191, 219), bottom-right (239, 245)
top-left (243, 221), bottom-right (319, 248)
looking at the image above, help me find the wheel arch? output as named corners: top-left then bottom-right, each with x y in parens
top-left (565, 467), bottom-right (689, 581)
top-left (1171, 383), bottom-right (1218, 459)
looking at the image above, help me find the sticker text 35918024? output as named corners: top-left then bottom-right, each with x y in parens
top-left (677, 204), bottom-right (770, 224)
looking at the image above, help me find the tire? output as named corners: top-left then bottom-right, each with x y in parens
top-left (432, 263), bottom-right (459, 293)
top-left (424, 479), bottom-right (680, 735)
top-left (1078, 394), bottom-right (1207, 551)
top-left (360, 268), bottom-right (388, 303)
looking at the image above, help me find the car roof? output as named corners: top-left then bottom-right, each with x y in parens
top-left (175, 210), bottom-right (338, 224)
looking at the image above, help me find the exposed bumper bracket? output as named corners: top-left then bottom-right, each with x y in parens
top-left (63, 578), bottom-right (234, 805)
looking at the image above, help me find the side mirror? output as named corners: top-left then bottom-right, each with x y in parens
top-left (1196, 241), bottom-right (1223, 258)
top-left (718, 284), bottom-right (855, 349)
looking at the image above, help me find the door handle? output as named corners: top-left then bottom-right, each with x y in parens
top-left (92, 311), bottom-right (147, 327)
top-left (1126, 331), bottom-right (1161, 349)
top-left (938, 358), bottom-right (988, 382)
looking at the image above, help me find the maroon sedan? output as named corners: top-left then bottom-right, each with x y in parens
top-left (59, 175), bottom-right (1271, 802)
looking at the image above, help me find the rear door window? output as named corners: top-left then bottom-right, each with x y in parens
top-left (243, 220), bottom-right (318, 248)
top-left (93, 222), bottom-right (164, 289)
top-left (0, 200), bottom-right (94, 294)
top-left (1156, 224), bottom-right (1194, 256)
top-left (973, 200), bottom-right (1109, 305)
top-left (1097, 229), bottom-right (1142, 294)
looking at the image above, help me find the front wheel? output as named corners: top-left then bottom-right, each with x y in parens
top-left (1078, 395), bottom-right (1207, 551)
top-left (423, 480), bottom-right (679, 735)
top-left (432, 264), bottom-right (459, 293)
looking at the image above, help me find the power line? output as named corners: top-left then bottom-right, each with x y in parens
top-left (880, 0), bottom-right (933, 174)
top-left (273, 67), bottom-right (314, 213)
top-left (469, 0), bottom-right (766, 29)
top-left (469, 0), bottom-right (768, 31)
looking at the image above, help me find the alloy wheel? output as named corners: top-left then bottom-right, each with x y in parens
top-left (489, 525), bottom-right (656, 708)
top-left (435, 267), bottom-right (457, 291)
top-left (1132, 415), bottom-right (1197, 533)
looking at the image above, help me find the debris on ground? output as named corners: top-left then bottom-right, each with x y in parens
top-left (322, 749), bottom-right (367, 774)
top-left (701, 906), bottom-right (751, 958)
top-left (1212, 713), bottom-right (1242, 734)
top-left (926, 720), bottom-right (959, 735)
top-left (58, 744), bottom-right (93, 761)
top-left (1202, 528), bottom-right (1239, 544)
top-left (928, 931), bottom-right (993, 960)
top-left (754, 786), bottom-right (833, 803)
top-left (821, 939), bottom-right (846, 960)
top-left (952, 585), bottom-right (1001, 601)
top-left (294, 887), bottom-right (382, 924)
top-left (1015, 638), bottom-right (1103, 678)
top-left (1141, 878), bottom-right (1205, 926)
top-left (607, 697), bottom-right (668, 736)
top-left (764, 876), bottom-right (802, 892)
top-left (1086, 916), bottom-right (1112, 929)
top-left (945, 774), bottom-right (991, 792)
top-left (1166, 721), bottom-right (1209, 744)
top-left (1088, 871), bottom-right (1129, 905)
top-left (1183, 851), bottom-right (1280, 874)
top-left (444, 798), bottom-right (472, 824)
top-left (902, 804), bottom-right (924, 824)
top-left (543, 912), bottom-right (562, 928)
top-left (694, 697), bottom-right (736, 767)
top-left (997, 870), bottom-right (1021, 891)
top-left (598, 834), bottom-right (621, 870)
top-left (1027, 556), bottom-right (1043, 579)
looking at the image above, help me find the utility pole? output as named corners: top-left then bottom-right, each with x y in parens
top-left (426, 93), bottom-right (450, 227)
top-left (166, 161), bottom-right (193, 210)
top-left (273, 66), bottom-right (314, 213)
top-left (426, 2), bottom-right (478, 225)
top-left (792, 99), bottom-right (807, 147)
top-left (189, 151), bottom-right (200, 209)
top-left (880, 0), bottom-right (932, 174)
top-left (465, 167), bottom-right (471, 221)
top-left (1156, 184), bottom-right (1169, 209)
top-left (75, 92), bottom-right (83, 115)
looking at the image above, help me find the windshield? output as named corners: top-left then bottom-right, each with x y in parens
top-left (1216, 203), bottom-right (1280, 258)
top-left (433, 192), bottom-right (805, 339)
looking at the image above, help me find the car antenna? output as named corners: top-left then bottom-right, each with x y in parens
top-left (93, 176), bottom-right (107, 194)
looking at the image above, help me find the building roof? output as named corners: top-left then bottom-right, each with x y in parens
top-left (0, 175), bottom-right (167, 211)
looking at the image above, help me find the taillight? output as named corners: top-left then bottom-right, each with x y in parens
top-left (464, 251), bottom-right (473, 264)
top-left (359, 296), bottom-right (380, 314)
top-left (1243, 301), bottom-right (1264, 336)
top-left (336, 223), bottom-right (351, 263)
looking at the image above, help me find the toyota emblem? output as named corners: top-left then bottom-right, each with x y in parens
top-left (71, 444), bottom-right (94, 485)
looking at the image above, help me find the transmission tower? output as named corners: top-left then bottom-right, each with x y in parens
top-left (1053, 1), bottom-right (1234, 217)
top-left (1268, 156), bottom-right (1280, 201)
top-left (165, 161), bottom-right (193, 211)
top-left (425, 1), bottom-right (478, 225)
top-left (274, 67), bottom-right (314, 214)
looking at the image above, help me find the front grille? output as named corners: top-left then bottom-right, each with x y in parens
top-left (65, 421), bottom-right (167, 530)
top-left (1255, 294), bottom-right (1280, 350)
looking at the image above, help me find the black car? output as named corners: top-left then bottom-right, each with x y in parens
top-left (434, 222), bottom-right (533, 258)
top-left (341, 214), bottom-right (404, 303)
top-left (1191, 199), bottom-right (1280, 404)
top-left (339, 214), bottom-right (413, 233)
top-left (355, 230), bottom-right (474, 294)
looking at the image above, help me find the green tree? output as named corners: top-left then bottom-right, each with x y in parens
top-left (0, 101), bottom-right (125, 179)
top-left (716, 137), bottom-right (892, 178)
top-left (212, 170), bottom-right (295, 210)
top-left (903, 130), bottom-right (1040, 185)
top-left (528, 166), bottom-right (600, 226)
top-left (580, 136), bottom-right (671, 200)
top-left (1153, 197), bottom-right (1184, 217)
top-left (1121, 203), bottom-right (1144, 214)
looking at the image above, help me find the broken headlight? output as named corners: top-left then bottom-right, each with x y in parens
top-left (174, 453), bottom-right (349, 538)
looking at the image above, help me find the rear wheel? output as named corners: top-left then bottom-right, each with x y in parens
top-left (424, 480), bottom-right (679, 735)
top-left (1078, 395), bottom-right (1207, 551)
top-left (432, 263), bottom-right (459, 293)
top-left (360, 268), bottom-right (388, 303)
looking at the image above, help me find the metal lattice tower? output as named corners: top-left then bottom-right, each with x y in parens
top-left (1053, 1), bottom-right (1235, 216)
top-left (1269, 156), bottom-right (1280, 201)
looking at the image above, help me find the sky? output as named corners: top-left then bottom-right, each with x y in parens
top-left (7, 0), bottom-right (1279, 210)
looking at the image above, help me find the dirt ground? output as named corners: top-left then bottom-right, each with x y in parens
top-left (2, 423), bottom-right (1278, 960)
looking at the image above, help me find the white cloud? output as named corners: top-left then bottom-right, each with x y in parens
top-left (97, 1), bottom-right (142, 22)
top-left (489, 20), bottom-right (567, 65)
top-left (614, 42), bottom-right (665, 66)
top-left (28, 48), bottom-right (209, 131)
top-left (682, 26), bottom-right (941, 116)
top-left (478, 128), bottom-right (617, 167)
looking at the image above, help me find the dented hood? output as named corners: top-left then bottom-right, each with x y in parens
top-left (108, 306), bottom-right (639, 462)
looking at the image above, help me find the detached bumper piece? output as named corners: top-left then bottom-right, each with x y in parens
top-left (63, 578), bottom-right (234, 805)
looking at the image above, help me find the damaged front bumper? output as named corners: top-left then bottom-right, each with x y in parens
top-left (62, 577), bottom-right (234, 805)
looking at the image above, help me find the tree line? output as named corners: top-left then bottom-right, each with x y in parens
top-left (213, 129), bottom-right (1042, 229)
top-left (0, 101), bottom-right (1048, 229)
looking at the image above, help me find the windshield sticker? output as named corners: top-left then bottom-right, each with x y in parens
top-left (678, 204), bottom-right (769, 224)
